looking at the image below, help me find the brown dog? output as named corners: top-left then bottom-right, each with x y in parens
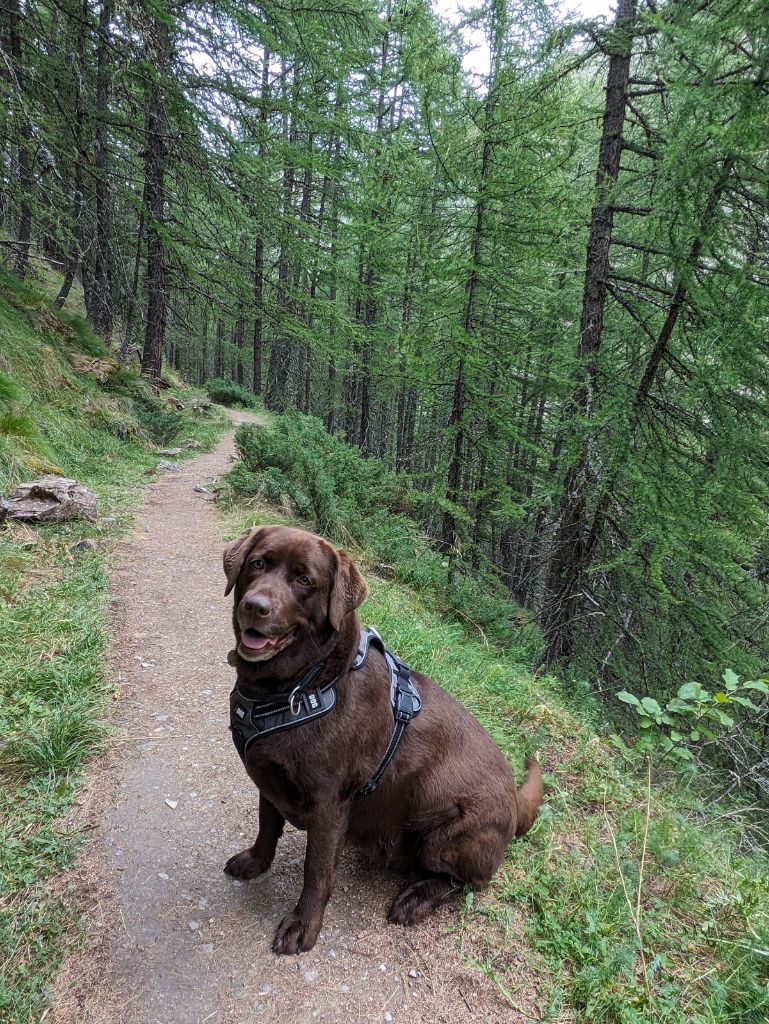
top-left (223, 525), bottom-right (543, 954)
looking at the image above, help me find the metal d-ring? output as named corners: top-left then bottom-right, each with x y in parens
top-left (289, 686), bottom-right (302, 716)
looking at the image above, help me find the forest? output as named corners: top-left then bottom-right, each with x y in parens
top-left (3, 0), bottom-right (769, 715)
top-left (3, 1), bottom-right (769, 1018)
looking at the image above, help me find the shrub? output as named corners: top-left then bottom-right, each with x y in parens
top-left (206, 377), bottom-right (260, 409)
top-left (229, 411), bottom-right (527, 647)
top-left (131, 391), bottom-right (182, 446)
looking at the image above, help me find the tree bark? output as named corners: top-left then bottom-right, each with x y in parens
top-left (141, 11), bottom-right (171, 384)
top-left (91, 0), bottom-right (113, 335)
top-left (540, 0), bottom-right (638, 665)
top-left (56, 0), bottom-right (89, 309)
top-left (265, 58), bottom-right (295, 412)
top-left (5, 0), bottom-right (32, 279)
top-left (252, 47), bottom-right (269, 397)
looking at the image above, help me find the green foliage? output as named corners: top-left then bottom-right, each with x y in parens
top-left (206, 377), bottom-right (261, 409)
top-left (229, 411), bottom-right (530, 647)
top-left (615, 671), bottom-right (769, 762)
top-left (130, 390), bottom-right (183, 447)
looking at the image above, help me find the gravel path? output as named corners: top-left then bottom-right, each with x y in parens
top-left (53, 418), bottom-right (534, 1024)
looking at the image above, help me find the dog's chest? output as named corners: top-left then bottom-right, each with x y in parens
top-left (245, 750), bottom-right (312, 829)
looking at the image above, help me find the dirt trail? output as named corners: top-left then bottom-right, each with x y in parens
top-left (54, 418), bottom-right (532, 1024)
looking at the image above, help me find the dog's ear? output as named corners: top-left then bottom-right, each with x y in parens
top-left (223, 527), bottom-right (266, 597)
top-left (328, 547), bottom-right (369, 630)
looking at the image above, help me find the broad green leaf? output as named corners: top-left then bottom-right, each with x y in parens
top-left (640, 696), bottom-right (662, 716)
top-left (616, 691), bottom-right (640, 706)
top-left (722, 669), bottom-right (739, 690)
top-left (678, 681), bottom-right (701, 700)
top-left (730, 696), bottom-right (760, 711)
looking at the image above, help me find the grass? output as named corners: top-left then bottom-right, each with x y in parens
top-left (0, 267), bottom-right (229, 1021)
top-left (224, 497), bottom-right (769, 1022)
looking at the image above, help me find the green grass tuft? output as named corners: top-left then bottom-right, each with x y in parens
top-left (206, 376), bottom-right (262, 409)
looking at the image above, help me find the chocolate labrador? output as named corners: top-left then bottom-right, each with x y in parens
top-left (222, 525), bottom-right (543, 954)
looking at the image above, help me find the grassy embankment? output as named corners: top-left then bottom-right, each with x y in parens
top-left (221, 411), bottom-right (769, 1024)
top-left (0, 268), bottom-right (228, 1021)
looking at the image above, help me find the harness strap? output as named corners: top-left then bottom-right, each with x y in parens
top-left (229, 626), bottom-right (421, 797)
top-left (230, 657), bottom-right (335, 759)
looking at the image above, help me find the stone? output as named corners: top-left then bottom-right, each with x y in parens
top-left (71, 538), bottom-right (98, 552)
top-left (156, 460), bottom-right (182, 473)
top-left (2, 476), bottom-right (97, 523)
top-left (158, 447), bottom-right (183, 456)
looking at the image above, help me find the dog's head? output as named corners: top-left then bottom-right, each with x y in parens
top-left (223, 525), bottom-right (368, 664)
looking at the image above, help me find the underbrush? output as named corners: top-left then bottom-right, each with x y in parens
top-left (223, 421), bottom-right (769, 1023)
top-left (206, 376), bottom-right (262, 410)
top-left (226, 411), bottom-right (539, 658)
top-left (0, 267), bottom-right (228, 1021)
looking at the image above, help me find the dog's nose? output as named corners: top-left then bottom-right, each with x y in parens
top-left (243, 593), bottom-right (272, 618)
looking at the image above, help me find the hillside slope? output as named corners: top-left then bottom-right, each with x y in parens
top-left (0, 270), bottom-right (228, 1022)
top-left (221, 414), bottom-right (769, 1024)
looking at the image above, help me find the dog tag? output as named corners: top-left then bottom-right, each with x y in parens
top-left (227, 649), bottom-right (238, 667)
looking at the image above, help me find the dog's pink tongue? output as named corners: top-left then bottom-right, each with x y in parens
top-left (241, 630), bottom-right (273, 651)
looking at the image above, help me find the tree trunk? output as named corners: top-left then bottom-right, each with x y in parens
top-left (265, 58), bottom-right (295, 412)
top-left (540, 0), bottom-right (637, 665)
top-left (56, 0), bottom-right (89, 309)
top-left (252, 47), bottom-right (269, 397)
top-left (141, 12), bottom-right (171, 384)
top-left (6, 0), bottom-right (32, 279)
top-left (91, 0), bottom-right (113, 335)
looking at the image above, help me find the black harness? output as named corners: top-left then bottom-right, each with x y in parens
top-left (229, 627), bottom-right (421, 800)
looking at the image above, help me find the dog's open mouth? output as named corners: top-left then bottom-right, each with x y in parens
top-left (238, 628), bottom-right (295, 662)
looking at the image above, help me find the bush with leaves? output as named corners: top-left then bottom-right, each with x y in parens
top-left (205, 378), bottom-right (261, 409)
top-left (614, 672), bottom-right (769, 799)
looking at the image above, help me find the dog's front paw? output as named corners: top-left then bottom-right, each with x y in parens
top-left (223, 848), bottom-right (272, 881)
top-left (272, 911), bottom-right (320, 955)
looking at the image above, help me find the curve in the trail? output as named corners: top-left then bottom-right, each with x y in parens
top-left (53, 417), bottom-right (532, 1024)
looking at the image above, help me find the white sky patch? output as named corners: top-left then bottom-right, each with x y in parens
top-left (431, 0), bottom-right (615, 79)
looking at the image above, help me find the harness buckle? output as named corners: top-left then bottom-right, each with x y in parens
top-left (289, 686), bottom-right (303, 716)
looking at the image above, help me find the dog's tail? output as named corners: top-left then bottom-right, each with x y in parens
top-left (515, 757), bottom-right (544, 837)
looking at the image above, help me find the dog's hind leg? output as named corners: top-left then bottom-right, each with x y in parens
top-left (388, 817), bottom-right (511, 926)
top-left (224, 792), bottom-right (284, 880)
top-left (388, 874), bottom-right (460, 925)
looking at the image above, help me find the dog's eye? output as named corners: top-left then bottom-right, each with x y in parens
top-left (297, 575), bottom-right (312, 587)
top-left (251, 558), bottom-right (265, 570)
